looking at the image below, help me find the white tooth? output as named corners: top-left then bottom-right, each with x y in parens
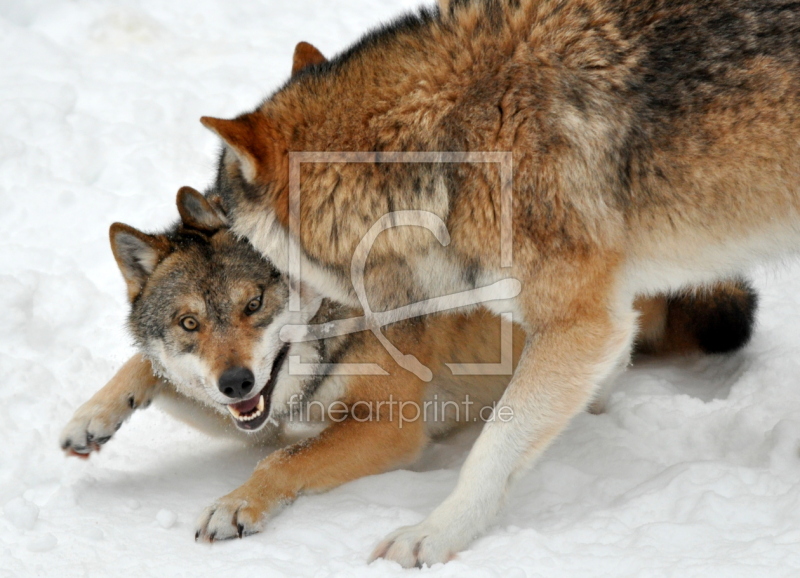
top-left (228, 395), bottom-right (266, 422)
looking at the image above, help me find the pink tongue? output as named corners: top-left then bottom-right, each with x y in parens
top-left (230, 394), bottom-right (260, 414)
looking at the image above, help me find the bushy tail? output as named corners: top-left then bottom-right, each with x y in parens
top-left (634, 278), bottom-right (758, 356)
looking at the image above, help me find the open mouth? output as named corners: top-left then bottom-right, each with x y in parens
top-left (225, 344), bottom-right (290, 431)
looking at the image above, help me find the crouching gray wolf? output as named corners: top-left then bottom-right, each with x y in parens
top-left (60, 182), bottom-right (754, 545)
top-left (193, 0), bottom-right (789, 566)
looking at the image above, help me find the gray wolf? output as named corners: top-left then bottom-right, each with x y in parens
top-left (194, 0), bottom-right (787, 565)
top-left (59, 181), bottom-right (754, 546)
top-left (62, 185), bottom-right (529, 540)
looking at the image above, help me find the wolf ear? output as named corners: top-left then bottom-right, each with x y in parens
top-left (176, 186), bottom-right (228, 232)
top-left (292, 41), bottom-right (327, 76)
top-left (200, 113), bottom-right (285, 185)
top-left (109, 223), bottom-right (170, 301)
top-left (207, 194), bottom-right (228, 217)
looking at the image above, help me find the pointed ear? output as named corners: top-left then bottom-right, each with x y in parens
top-left (109, 223), bottom-right (170, 301)
top-left (206, 194), bottom-right (229, 218)
top-left (176, 186), bottom-right (228, 232)
top-left (292, 41), bottom-right (327, 76)
top-left (200, 112), bottom-right (285, 185)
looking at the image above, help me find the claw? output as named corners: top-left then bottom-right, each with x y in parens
top-left (369, 540), bottom-right (392, 562)
top-left (67, 449), bottom-right (91, 460)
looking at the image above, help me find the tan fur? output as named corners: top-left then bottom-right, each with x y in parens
top-left (65, 288), bottom-right (742, 528)
top-left (291, 41), bottom-right (327, 76)
top-left (59, 354), bottom-right (163, 456)
top-left (196, 0), bottom-right (783, 564)
top-left (635, 279), bottom-right (756, 355)
top-left (69, 12), bottom-right (772, 559)
top-left (201, 341), bottom-right (433, 534)
top-left (204, 2), bottom-right (800, 305)
top-left (437, 0), bottom-right (453, 16)
top-left (201, 114), bottom-right (288, 196)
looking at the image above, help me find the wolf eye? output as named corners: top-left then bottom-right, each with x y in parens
top-left (245, 296), bottom-right (262, 315)
top-left (180, 316), bottom-right (199, 331)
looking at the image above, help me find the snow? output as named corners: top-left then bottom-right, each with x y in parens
top-left (155, 509), bottom-right (177, 529)
top-left (3, 498), bottom-right (39, 532)
top-left (1, 0), bottom-right (800, 576)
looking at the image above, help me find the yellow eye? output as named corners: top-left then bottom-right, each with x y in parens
top-left (246, 296), bottom-right (262, 314)
top-left (180, 316), bottom-right (199, 331)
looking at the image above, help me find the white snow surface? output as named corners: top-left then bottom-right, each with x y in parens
top-left (2, 0), bottom-right (800, 576)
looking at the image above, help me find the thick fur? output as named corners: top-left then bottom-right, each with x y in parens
top-left (194, 0), bottom-right (790, 565)
top-left (63, 190), bottom-right (528, 541)
top-left (61, 198), bottom-right (752, 541)
top-left (634, 279), bottom-right (758, 356)
top-left (61, 192), bottom-right (755, 546)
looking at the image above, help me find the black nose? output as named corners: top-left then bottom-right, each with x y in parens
top-left (218, 367), bottom-right (255, 399)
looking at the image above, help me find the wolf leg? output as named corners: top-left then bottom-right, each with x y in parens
top-left (195, 400), bottom-right (427, 541)
top-left (60, 353), bottom-right (162, 457)
top-left (587, 330), bottom-right (635, 415)
top-left (372, 271), bottom-right (637, 567)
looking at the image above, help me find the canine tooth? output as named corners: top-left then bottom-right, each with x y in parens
top-left (257, 395), bottom-right (265, 414)
top-left (227, 405), bottom-right (241, 419)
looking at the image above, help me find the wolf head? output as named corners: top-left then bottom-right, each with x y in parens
top-left (106, 42), bottom-right (344, 433)
top-left (109, 187), bottom-right (323, 432)
top-left (199, 30), bottom-right (462, 312)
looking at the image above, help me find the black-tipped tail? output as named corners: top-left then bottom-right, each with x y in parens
top-left (635, 278), bottom-right (758, 356)
top-left (677, 278), bottom-right (758, 354)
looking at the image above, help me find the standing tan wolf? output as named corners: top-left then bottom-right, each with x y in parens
top-left (192, 0), bottom-right (789, 566)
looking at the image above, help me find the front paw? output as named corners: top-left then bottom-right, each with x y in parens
top-left (371, 523), bottom-right (461, 568)
top-left (59, 394), bottom-right (138, 457)
top-left (195, 493), bottom-right (274, 542)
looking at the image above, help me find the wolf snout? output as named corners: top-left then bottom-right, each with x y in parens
top-left (218, 366), bottom-right (255, 399)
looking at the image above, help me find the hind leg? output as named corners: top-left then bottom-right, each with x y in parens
top-left (372, 261), bottom-right (637, 567)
